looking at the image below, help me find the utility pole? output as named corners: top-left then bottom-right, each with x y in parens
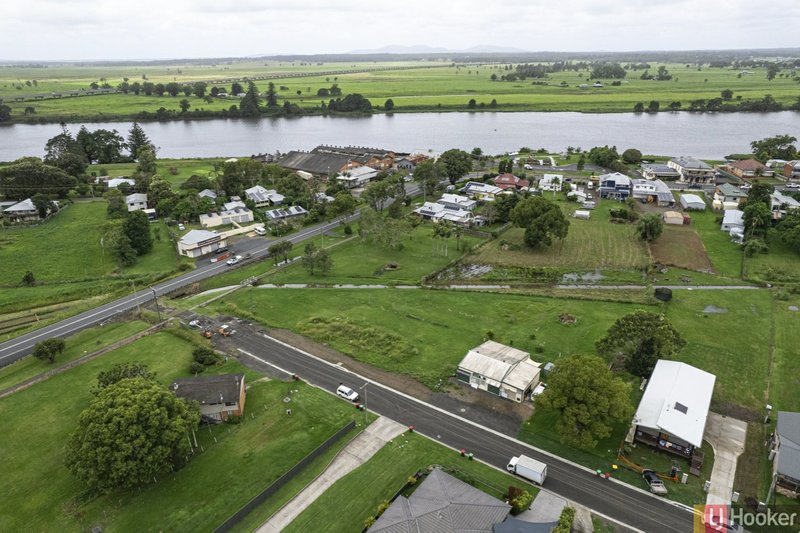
top-left (149, 286), bottom-right (163, 322)
top-left (360, 381), bottom-right (369, 426)
top-left (129, 279), bottom-right (140, 314)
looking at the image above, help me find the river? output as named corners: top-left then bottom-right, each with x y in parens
top-left (1, 111), bottom-right (798, 161)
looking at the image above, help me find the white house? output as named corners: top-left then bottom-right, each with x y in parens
top-left (538, 174), bottom-right (563, 192)
top-left (199, 206), bottom-right (254, 228)
top-left (177, 229), bottom-right (228, 258)
top-left (437, 193), bottom-right (477, 211)
top-left (462, 181), bottom-right (503, 201)
top-left (245, 185), bottom-right (284, 208)
top-left (223, 200), bottom-right (247, 211)
top-left (771, 191), bottom-right (800, 220)
top-left (680, 193), bottom-right (706, 211)
top-left (630, 360), bottom-right (716, 458)
top-left (125, 193), bottom-right (148, 212)
top-left (336, 166), bottom-right (379, 188)
top-left (772, 412), bottom-right (800, 492)
top-left (712, 184), bottom-right (747, 211)
top-left (721, 209), bottom-right (744, 233)
top-left (413, 202), bottom-right (475, 226)
top-left (265, 205), bottom-right (308, 221)
top-left (456, 341), bottom-right (541, 403)
top-left (2, 198), bottom-right (40, 222)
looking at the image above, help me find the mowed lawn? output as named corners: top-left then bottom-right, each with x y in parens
top-left (675, 194), bottom-right (743, 278)
top-left (0, 330), bottom-right (361, 532)
top-left (286, 431), bottom-right (538, 533)
top-left (770, 297), bottom-right (800, 412)
top-left (469, 201), bottom-right (650, 271)
top-left (88, 157), bottom-right (226, 189)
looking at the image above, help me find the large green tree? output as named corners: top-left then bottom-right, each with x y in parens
top-left (746, 182), bottom-right (774, 208)
top-left (509, 196), bottom-right (569, 248)
top-left (596, 310), bottom-right (685, 377)
top-left (412, 159), bottom-right (442, 198)
top-left (360, 179), bottom-right (395, 211)
top-left (635, 213), bottom-right (664, 241)
top-left (64, 377), bottom-right (200, 492)
top-left (0, 104), bottom-right (11, 122)
top-left (32, 338), bottom-right (66, 363)
top-left (750, 134), bottom-right (797, 162)
top-left (127, 122), bottom-right (153, 160)
top-left (743, 201), bottom-right (772, 238)
top-left (0, 158), bottom-right (76, 200)
top-left (122, 210), bottom-right (154, 256)
top-left (96, 362), bottom-right (155, 389)
top-left (438, 149), bottom-right (473, 185)
top-left (239, 81), bottom-right (262, 117)
top-left (537, 354), bottom-right (632, 448)
top-left (777, 211), bottom-right (800, 253)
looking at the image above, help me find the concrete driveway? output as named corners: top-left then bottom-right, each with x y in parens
top-left (704, 412), bottom-right (748, 505)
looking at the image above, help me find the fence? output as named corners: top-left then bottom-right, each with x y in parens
top-left (213, 420), bottom-right (356, 532)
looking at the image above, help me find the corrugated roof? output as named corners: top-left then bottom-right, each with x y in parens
top-left (169, 374), bottom-right (244, 405)
top-left (458, 341), bottom-right (540, 390)
top-left (179, 229), bottom-right (220, 246)
top-left (777, 412), bottom-right (800, 480)
top-left (633, 360), bottom-right (716, 447)
top-left (277, 150), bottom-right (352, 175)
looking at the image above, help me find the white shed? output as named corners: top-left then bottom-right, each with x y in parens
top-left (573, 210), bottom-right (590, 220)
top-left (680, 194), bottom-right (706, 211)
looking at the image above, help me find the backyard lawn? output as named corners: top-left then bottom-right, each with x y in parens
top-left (286, 430), bottom-right (538, 533)
top-left (0, 329), bottom-right (361, 532)
top-left (674, 194), bottom-right (744, 278)
top-left (88, 157), bottom-right (226, 188)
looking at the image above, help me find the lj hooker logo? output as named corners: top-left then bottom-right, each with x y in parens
top-left (694, 503), bottom-right (799, 532)
top-left (694, 504), bottom-right (728, 532)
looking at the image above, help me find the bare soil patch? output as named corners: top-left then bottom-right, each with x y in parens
top-left (649, 224), bottom-right (714, 272)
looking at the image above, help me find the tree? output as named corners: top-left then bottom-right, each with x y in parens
top-left (0, 104), bottom-right (11, 122)
top-left (266, 82), bottom-right (278, 108)
top-left (122, 210), bottom-right (153, 256)
top-left (750, 135), bottom-right (797, 162)
top-left (646, 100), bottom-right (660, 113)
top-left (747, 182), bottom-right (775, 208)
top-left (315, 248), bottom-right (333, 275)
top-left (358, 207), bottom-right (409, 250)
top-left (96, 362), bottom-right (155, 388)
top-left (22, 270), bottom-right (35, 286)
top-left (231, 81), bottom-right (243, 95)
top-left (635, 213), bottom-right (663, 241)
top-left (147, 177), bottom-right (175, 208)
top-left (633, 102), bottom-right (644, 113)
top-left (192, 347), bottom-right (221, 366)
top-left (621, 148), bottom-right (642, 165)
top-left (587, 145), bottom-right (620, 169)
top-left (438, 149), bottom-right (473, 185)
top-left (384, 98), bottom-right (394, 111)
top-left (743, 201), bottom-right (772, 238)
top-left (135, 147), bottom-right (157, 177)
top-left (537, 354), bottom-right (632, 448)
top-left (766, 63), bottom-right (780, 81)
top-left (179, 99), bottom-right (191, 113)
top-left (78, 128), bottom-right (127, 164)
top-left (268, 240), bottom-right (293, 264)
top-left (576, 154), bottom-right (585, 171)
top-left (180, 174), bottom-right (213, 191)
top-left (31, 193), bottom-right (55, 218)
top-left (596, 310), bottom-right (685, 377)
top-left (32, 338), bottom-right (66, 363)
top-left (721, 89), bottom-right (734, 100)
top-left (64, 377), bottom-right (200, 492)
top-left (590, 62), bottom-right (626, 79)
top-left (192, 81), bottom-right (207, 98)
top-left (329, 191), bottom-right (357, 219)
top-left (468, 98), bottom-right (477, 109)
top-left (165, 82), bottom-right (181, 97)
top-left (301, 242), bottom-right (332, 275)
top-left (239, 81), bottom-right (262, 117)
top-left (777, 211), bottom-right (800, 253)
top-left (509, 196), bottom-right (570, 248)
top-left (0, 158), bottom-right (76, 201)
top-left (128, 122), bottom-right (155, 159)
top-left (361, 179), bottom-right (394, 211)
top-left (413, 159), bottom-right (442, 198)
top-left (328, 94), bottom-right (372, 112)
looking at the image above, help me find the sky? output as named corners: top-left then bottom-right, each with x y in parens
top-left (2, 0), bottom-right (799, 61)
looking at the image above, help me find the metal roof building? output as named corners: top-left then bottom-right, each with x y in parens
top-left (457, 341), bottom-right (541, 403)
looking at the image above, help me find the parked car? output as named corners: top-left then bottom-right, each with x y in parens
top-left (226, 255), bottom-right (243, 266)
top-left (642, 469), bottom-right (668, 495)
top-left (177, 223), bottom-right (186, 231)
top-left (254, 226), bottom-right (267, 236)
top-left (688, 184), bottom-right (703, 189)
top-left (336, 384), bottom-right (359, 402)
top-left (785, 183), bottom-right (800, 189)
top-left (188, 319), bottom-right (201, 328)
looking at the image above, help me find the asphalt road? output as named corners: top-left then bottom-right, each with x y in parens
top-left (221, 318), bottom-right (695, 533)
top-left (0, 214), bottom-right (357, 368)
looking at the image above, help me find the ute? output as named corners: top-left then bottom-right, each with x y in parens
top-left (642, 469), bottom-right (668, 495)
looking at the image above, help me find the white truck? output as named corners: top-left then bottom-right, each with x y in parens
top-left (507, 454), bottom-right (547, 485)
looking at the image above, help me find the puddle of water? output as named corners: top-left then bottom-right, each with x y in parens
top-left (789, 306), bottom-right (799, 312)
top-left (562, 270), bottom-right (604, 283)
top-left (703, 305), bottom-right (728, 314)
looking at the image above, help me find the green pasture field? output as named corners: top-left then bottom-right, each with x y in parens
top-left (88, 157), bottom-right (226, 188)
top-left (744, 228), bottom-right (800, 284)
top-left (0, 319), bottom-right (150, 391)
top-left (287, 430), bottom-right (539, 533)
top-left (0, 329), bottom-right (362, 532)
top-left (3, 61), bottom-right (798, 120)
top-left (468, 200), bottom-right (651, 271)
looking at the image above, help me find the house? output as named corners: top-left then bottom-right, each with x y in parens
top-left (680, 193), bottom-right (706, 211)
top-left (632, 179), bottom-right (675, 206)
top-left (2, 198), bottom-right (40, 222)
top-left (537, 174), bottom-right (562, 192)
top-left (770, 191), bottom-right (800, 220)
top-left (772, 411), bottom-right (800, 492)
top-left (494, 173), bottom-right (530, 191)
top-left (456, 341), bottom-right (541, 403)
top-left (198, 189), bottom-right (217, 200)
top-left (336, 166), bottom-right (379, 188)
top-left (125, 193), bottom-right (148, 212)
top-left (413, 202), bottom-right (475, 226)
top-left (199, 206), bottom-right (254, 228)
top-left (567, 190), bottom-right (587, 203)
top-left (223, 200), bottom-right (247, 211)
top-left (177, 229), bottom-right (228, 258)
top-left (599, 172), bottom-right (632, 200)
top-left (107, 177), bottom-right (136, 189)
top-left (169, 374), bottom-right (246, 422)
top-left (712, 183), bottom-right (747, 211)
top-left (143, 208), bottom-right (157, 221)
top-left (721, 209), bottom-right (744, 233)
top-left (396, 154), bottom-right (428, 171)
top-left (368, 468), bottom-right (511, 533)
top-left (641, 163), bottom-right (681, 181)
top-left (437, 193), bottom-right (477, 211)
top-left (265, 205), bottom-right (308, 222)
top-left (462, 181), bottom-right (504, 201)
top-left (663, 211), bottom-right (685, 225)
top-left (245, 185), bottom-right (284, 208)
top-left (724, 159), bottom-right (773, 179)
top-left (667, 156), bottom-right (715, 185)
top-left (630, 360), bottom-right (716, 459)
top-left (784, 161), bottom-right (800, 182)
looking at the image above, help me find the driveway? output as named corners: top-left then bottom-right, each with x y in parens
top-left (704, 412), bottom-right (748, 505)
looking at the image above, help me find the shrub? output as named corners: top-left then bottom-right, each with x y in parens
top-left (363, 516), bottom-right (376, 529)
top-left (552, 507), bottom-right (576, 533)
top-left (32, 338), bottom-right (66, 363)
top-left (189, 361), bottom-right (205, 374)
top-left (22, 270), bottom-right (35, 286)
top-left (509, 490), bottom-right (533, 515)
top-left (343, 224), bottom-right (353, 235)
top-left (192, 347), bottom-right (221, 366)
top-left (744, 238), bottom-right (768, 257)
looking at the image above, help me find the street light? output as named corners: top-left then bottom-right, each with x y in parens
top-left (149, 286), bottom-right (163, 322)
top-left (359, 382), bottom-right (369, 426)
top-left (129, 279), bottom-right (140, 314)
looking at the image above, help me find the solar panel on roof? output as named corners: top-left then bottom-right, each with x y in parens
top-left (674, 402), bottom-right (688, 414)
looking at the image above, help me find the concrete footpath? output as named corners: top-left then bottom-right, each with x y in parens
top-left (257, 417), bottom-right (407, 532)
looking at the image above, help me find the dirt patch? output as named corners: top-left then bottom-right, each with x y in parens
top-left (649, 224), bottom-right (714, 272)
top-left (711, 401), bottom-right (760, 423)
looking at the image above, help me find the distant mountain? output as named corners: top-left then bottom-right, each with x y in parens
top-left (347, 44), bottom-right (530, 55)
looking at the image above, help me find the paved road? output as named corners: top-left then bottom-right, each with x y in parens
top-left (222, 318), bottom-right (695, 533)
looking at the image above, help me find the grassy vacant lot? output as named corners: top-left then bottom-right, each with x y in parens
top-left (675, 194), bottom-right (744, 278)
top-left (0, 329), bottom-right (361, 532)
top-left (744, 229), bottom-right (800, 284)
top-left (286, 431), bottom-right (538, 533)
top-left (469, 201), bottom-right (650, 272)
top-left (0, 319), bottom-right (150, 391)
top-left (88, 157), bottom-right (226, 189)
top-left (4, 61), bottom-right (798, 120)
top-left (649, 223), bottom-right (715, 272)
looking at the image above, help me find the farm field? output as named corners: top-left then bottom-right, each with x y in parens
top-left (3, 61), bottom-right (799, 121)
top-left (0, 329), bottom-right (361, 532)
top-left (286, 430), bottom-right (538, 533)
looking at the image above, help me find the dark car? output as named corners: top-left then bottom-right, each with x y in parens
top-left (688, 183), bottom-right (703, 189)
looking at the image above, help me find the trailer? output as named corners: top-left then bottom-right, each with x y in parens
top-left (507, 454), bottom-right (547, 485)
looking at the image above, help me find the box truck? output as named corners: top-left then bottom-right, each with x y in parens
top-left (507, 454), bottom-right (547, 485)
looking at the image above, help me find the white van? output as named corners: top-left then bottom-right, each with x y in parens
top-left (586, 181), bottom-right (594, 190)
top-left (254, 226), bottom-right (266, 236)
top-left (582, 201), bottom-right (596, 209)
